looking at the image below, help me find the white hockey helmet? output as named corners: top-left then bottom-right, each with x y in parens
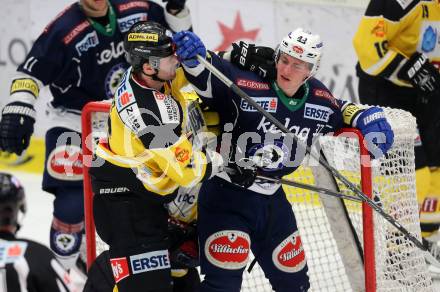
top-left (276, 28), bottom-right (323, 77)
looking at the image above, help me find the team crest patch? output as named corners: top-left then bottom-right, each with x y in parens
top-left (205, 230), bottom-right (250, 270)
top-left (248, 141), bottom-right (290, 171)
top-left (272, 231), bottom-right (306, 273)
top-left (53, 232), bottom-right (78, 255)
top-left (105, 63), bottom-right (127, 98)
top-left (47, 145), bottom-right (83, 181)
top-left (110, 257), bottom-right (130, 283)
top-left (174, 147), bottom-right (190, 162)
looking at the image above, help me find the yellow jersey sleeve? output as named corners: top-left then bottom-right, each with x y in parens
top-left (353, 0), bottom-right (422, 86)
top-left (101, 68), bottom-right (212, 196)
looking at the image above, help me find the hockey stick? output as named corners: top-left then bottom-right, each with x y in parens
top-left (256, 174), bottom-right (363, 203)
top-left (196, 55), bottom-right (440, 266)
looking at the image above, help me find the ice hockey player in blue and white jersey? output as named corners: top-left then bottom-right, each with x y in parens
top-left (173, 28), bottom-right (395, 291)
top-left (0, 0), bottom-right (191, 272)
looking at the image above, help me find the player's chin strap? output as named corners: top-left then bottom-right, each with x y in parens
top-left (141, 69), bottom-right (167, 83)
top-left (196, 55), bottom-right (440, 269)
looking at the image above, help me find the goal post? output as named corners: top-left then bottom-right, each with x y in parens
top-left (81, 101), bottom-right (434, 291)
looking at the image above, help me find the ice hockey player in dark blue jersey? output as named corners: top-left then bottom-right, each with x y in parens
top-left (0, 0), bottom-right (192, 272)
top-left (173, 28), bottom-right (394, 292)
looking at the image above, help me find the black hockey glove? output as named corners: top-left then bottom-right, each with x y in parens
top-left (226, 163), bottom-right (257, 189)
top-left (230, 41), bottom-right (277, 80)
top-left (397, 52), bottom-right (440, 94)
top-left (168, 218), bottom-right (199, 268)
top-left (0, 102), bottom-right (35, 155)
top-left (162, 0), bottom-right (186, 12)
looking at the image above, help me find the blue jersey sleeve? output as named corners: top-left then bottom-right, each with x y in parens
top-left (182, 51), bottom-right (237, 100)
top-left (17, 25), bottom-right (67, 86)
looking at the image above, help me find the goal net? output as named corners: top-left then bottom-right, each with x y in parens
top-left (81, 101), bottom-right (434, 291)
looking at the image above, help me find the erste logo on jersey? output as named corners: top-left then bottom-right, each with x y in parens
top-left (236, 79), bottom-right (270, 90)
top-left (118, 13), bottom-right (148, 33)
top-left (205, 230), bottom-right (250, 270)
top-left (272, 231), bottom-right (306, 273)
top-left (130, 250), bottom-right (170, 274)
top-left (303, 103), bottom-right (333, 123)
top-left (110, 257), bottom-right (130, 283)
top-left (240, 97), bottom-right (278, 113)
top-left (75, 31), bottom-right (99, 56)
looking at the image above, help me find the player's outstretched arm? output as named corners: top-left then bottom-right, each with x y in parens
top-left (340, 102), bottom-right (394, 159)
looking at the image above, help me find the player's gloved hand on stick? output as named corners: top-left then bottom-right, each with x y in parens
top-left (226, 163), bottom-right (257, 188)
top-left (398, 52), bottom-right (440, 94)
top-left (0, 101), bottom-right (35, 155)
top-left (168, 218), bottom-right (199, 268)
top-left (230, 41), bottom-right (277, 80)
top-left (162, 0), bottom-right (186, 12)
top-left (173, 31), bottom-right (206, 68)
top-left (355, 107), bottom-right (394, 159)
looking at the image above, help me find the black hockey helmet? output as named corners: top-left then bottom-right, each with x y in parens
top-left (124, 21), bottom-right (175, 72)
top-left (0, 172), bottom-right (26, 230)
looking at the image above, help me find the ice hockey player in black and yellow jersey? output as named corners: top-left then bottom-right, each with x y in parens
top-left (353, 0), bottom-right (440, 263)
top-left (88, 21), bottom-right (223, 292)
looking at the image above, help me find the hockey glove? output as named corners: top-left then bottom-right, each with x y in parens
top-left (354, 107), bottom-right (394, 159)
top-left (173, 31), bottom-right (206, 68)
top-left (230, 41), bottom-right (276, 80)
top-left (0, 102), bottom-right (35, 155)
top-left (168, 218), bottom-right (199, 268)
top-left (226, 164), bottom-right (257, 188)
top-left (397, 52), bottom-right (440, 94)
top-left (162, 0), bottom-right (186, 12)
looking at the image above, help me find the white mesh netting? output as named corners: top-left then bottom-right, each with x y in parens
top-left (83, 102), bottom-right (434, 291)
